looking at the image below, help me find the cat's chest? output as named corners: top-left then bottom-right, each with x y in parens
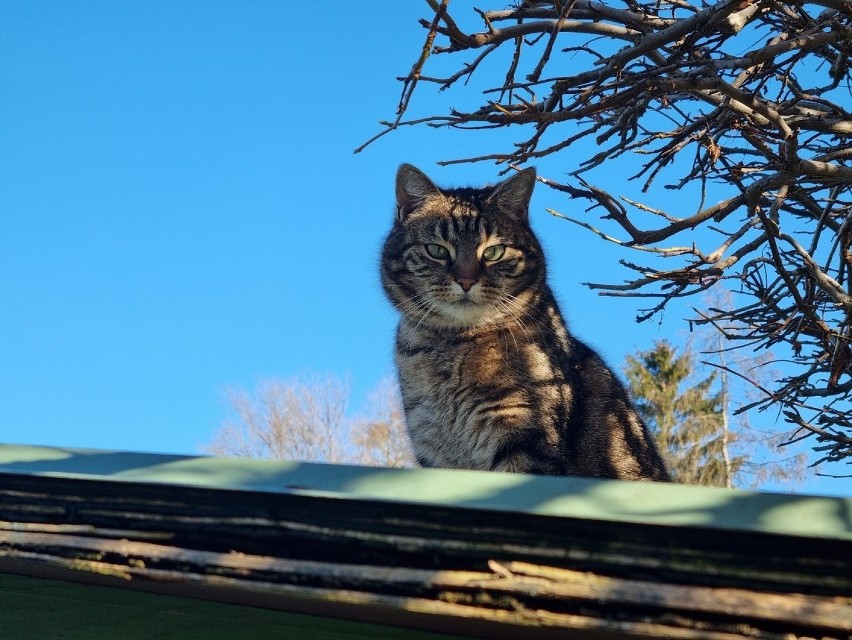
top-left (397, 326), bottom-right (512, 386)
top-left (395, 329), bottom-right (499, 464)
top-left (395, 321), bottom-right (571, 469)
top-left (395, 322), bottom-right (562, 409)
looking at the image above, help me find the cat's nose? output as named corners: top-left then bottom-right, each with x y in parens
top-left (456, 277), bottom-right (477, 292)
top-left (453, 259), bottom-right (480, 292)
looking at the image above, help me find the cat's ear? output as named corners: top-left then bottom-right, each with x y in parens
top-left (488, 167), bottom-right (536, 222)
top-left (396, 164), bottom-right (442, 220)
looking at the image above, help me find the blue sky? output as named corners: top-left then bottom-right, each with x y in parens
top-left (2, 2), bottom-right (847, 497)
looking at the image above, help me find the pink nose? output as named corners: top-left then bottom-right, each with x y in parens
top-left (456, 277), bottom-right (477, 292)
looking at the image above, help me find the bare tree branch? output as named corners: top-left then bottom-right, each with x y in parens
top-left (361, 0), bottom-right (852, 468)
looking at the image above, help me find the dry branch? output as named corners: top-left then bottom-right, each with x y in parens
top-left (360, 0), bottom-right (852, 469)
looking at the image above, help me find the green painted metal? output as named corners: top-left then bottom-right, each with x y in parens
top-left (1, 443), bottom-right (850, 541)
top-left (0, 573), bottom-right (465, 640)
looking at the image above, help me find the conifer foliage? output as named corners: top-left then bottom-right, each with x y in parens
top-left (626, 339), bottom-right (808, 487)
top-left (626, 341), bottom-right (739, 486)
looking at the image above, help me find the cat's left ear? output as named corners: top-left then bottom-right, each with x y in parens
top-left (488, 167), bottom-right (536, 222)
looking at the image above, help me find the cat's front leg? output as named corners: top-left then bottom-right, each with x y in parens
top-left (487, 422), bottom-right (565, 476)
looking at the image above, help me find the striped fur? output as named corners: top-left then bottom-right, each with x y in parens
top-left (381, 164), bottom-right (670, 481)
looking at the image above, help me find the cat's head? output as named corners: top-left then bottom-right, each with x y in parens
top-left (381, 164), bottom-right (545, 330)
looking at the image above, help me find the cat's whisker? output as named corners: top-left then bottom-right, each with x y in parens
top-left (502, 319), bottom-right (521, 357)
top-left (490, 298), bottom-right (527, 346)
top-left (496, 295), bottom-right (540, 340)
top-left (501, 293), bottom-right (554, 338)
top-left (412, 299), bottom-right (441, 335)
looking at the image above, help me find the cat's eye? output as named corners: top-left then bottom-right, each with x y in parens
top-left (482, 244), bottom-right (506, 261)
top-left (425, 244), bottom-right (450, 259)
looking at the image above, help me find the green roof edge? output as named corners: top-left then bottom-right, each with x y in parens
top-left (1, 443), bottom-right (849, 541)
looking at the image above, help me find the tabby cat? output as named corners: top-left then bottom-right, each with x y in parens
top-left (381, 164), bottom-right (670, 481)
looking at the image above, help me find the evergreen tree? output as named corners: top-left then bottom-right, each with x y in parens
top-left (625, 341), bottom-right (744, 487)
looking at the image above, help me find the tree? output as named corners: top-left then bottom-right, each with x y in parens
top-left (204, 375), bottom-right (413, 467)
top-left (350, 378), bottom-right (413, 468)
top-left (205, 376), bottom-right (350, 463)
top-left (695, 289), bottom-right (809, 488)
top-left (360, 1), bottom-right (852, 471)
top-left (626, 338), bottom-right (807, 488)
top-left (626, 340), bottom-right (738, 486)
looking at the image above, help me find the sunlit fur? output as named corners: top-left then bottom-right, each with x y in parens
top-left (381, 164), bottom-right (670, 481)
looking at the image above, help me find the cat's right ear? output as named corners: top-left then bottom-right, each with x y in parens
top-left (396, 164), bottom-right (442, 220)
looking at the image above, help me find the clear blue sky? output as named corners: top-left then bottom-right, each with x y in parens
top-left (2, 2), bottom-right (847, 497)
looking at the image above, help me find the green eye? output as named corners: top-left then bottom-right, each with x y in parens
top-left (482, 244), bottom-right (506, 261)
top-left (425, 244), bottom-right (450, 259)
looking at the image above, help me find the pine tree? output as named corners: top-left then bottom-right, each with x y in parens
top-left (625, 341), bottom-right (744, 487)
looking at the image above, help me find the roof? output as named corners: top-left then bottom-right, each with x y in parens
top-left (1, 444), bottom-right (850, 638)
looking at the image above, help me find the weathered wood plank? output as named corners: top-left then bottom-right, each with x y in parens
top-left (2, 526), bottom-right (849, 631)
top-left (1, 471), bottom-right (848, 592)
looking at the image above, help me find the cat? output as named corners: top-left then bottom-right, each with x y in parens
top-left (381, 164), bottom-right (670, 481)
